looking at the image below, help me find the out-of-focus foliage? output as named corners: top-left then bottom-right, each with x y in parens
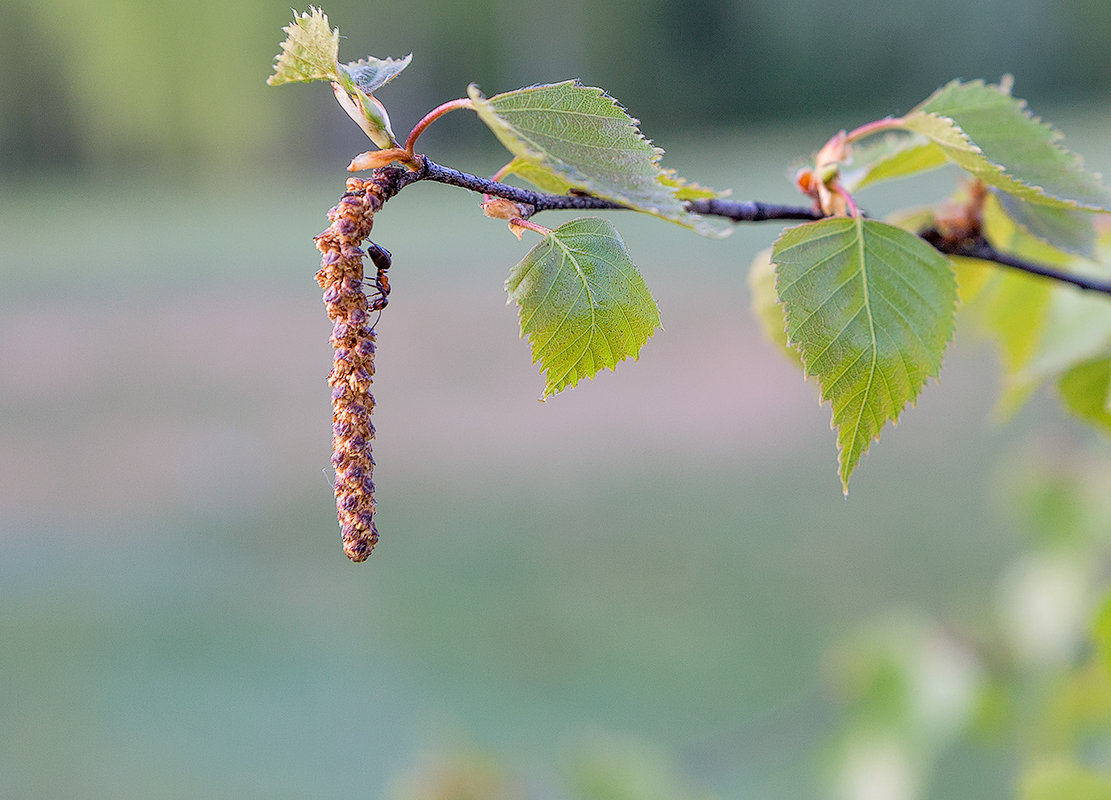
top-left (826, 445), bottom-right (1111, 800)
top-left (388, 751), bottom-right (522, 800)
top-left (387, 735), bottom-right (719, 800)
top-left (7, 0), bottom-right (1111, 174)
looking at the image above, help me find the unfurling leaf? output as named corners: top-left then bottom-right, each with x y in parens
top-left (333, 55), bottom-right (411, 149)
top-left (332, 83), bottom-right (400, 149)
top-left (902, 80), bottom-right (1111, 211)
top-left (268, 8), bottom-right (408, 148)
top-left (772, 218), bottom-right (958, 491)
top-left (506, 218), bottom-right (660, 399)
top-left (340, 54), bottom-right (412, 96)
top-left (469, 81), bottom-right (730, 238)
top-left (267, 7), bottom-right (342, 86)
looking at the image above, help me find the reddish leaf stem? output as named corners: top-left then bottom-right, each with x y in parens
top-left (509, 217), bottom-right (552, 237)
top-left (843, 116), bottom-right (907, 144)
top-left (404, 98), bottom-right (475, 155)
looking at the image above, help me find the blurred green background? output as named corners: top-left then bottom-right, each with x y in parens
top-left (3, 1), bottom-right (1111, 798)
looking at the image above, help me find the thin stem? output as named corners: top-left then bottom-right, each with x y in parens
top-left (924, 232), bottom-right (1111, 295)
top-left (413, 158), bottom-right (824, 219)
top-left (844, 116), bottom-right (906, 144)
top-left (830, 183), bottom-right (860, 218)
top-left (404, 98), bottom-right (474, 155)
top-left (490, 162), bottom-right (515, 183)
top-left (510, 218), bottom-right (552, 237)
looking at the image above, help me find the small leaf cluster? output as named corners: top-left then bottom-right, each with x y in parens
top-left (270, 9), bottom-right (1111, 494)
top-left (756, 79), bottom-right (1111, 489)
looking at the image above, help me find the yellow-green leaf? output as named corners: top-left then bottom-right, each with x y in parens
top-left (747, 247), bottom-right (800, 366)
top-left (1058, 358), bottom-right (1111, 434)
top-left (506, 218), bottom-right (660, 399)
top-left (267, 7), bottom-right (341, 86)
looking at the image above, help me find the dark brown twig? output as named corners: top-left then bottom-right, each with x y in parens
top-left (364, 156), bottom-right (1111, 297)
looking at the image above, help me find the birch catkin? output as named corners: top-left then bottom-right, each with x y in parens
top-left (314, 176), bottom-right (389, 562)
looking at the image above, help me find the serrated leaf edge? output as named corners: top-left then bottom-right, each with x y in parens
top-left (267, 6), bottom-right (341, 86)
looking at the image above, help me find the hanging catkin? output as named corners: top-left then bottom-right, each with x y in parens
top-left (313, 176), bottom-right (392, 562)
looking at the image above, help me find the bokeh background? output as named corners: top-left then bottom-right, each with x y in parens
top-left (3, 1), bottom-right (1111, 798)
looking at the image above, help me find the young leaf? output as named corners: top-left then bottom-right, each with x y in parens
top-left (841, 133), bottom-right (949, 192)
top-left (902, 80), bottom-right (1111, 211)
top-left (772, 218), bottom-right (958, 491)
top-left (1058, 358), bottom-right (1111, 434)
top-left (267, 7), bottom-right (342, 86)
top-left (340, 54), bottom-right (412, 96)
top-left (468, 81), bottom-right (730, 238)
top-left (506, 218), bottom-right (660, 399)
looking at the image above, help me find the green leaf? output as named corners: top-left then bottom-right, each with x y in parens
top-left (1021, 761), bottom-right (1111, 800)
top-left (267, 7), bottom-right (342, 86)
top-left (841, 133), bottom-right (949, 192)
top-left (468, 81), bottom-right (730, 238)
top-left (1058, 358), bottom-right (1111, 433)
top-left (772, 218), bottom-right (957, 491)
top-left (339, 54), bottom-right (412, 96)
top-left (902, 80), bottom-right (1111, 211)
top-left (506, 218), bottom-right (660, 399)
top-left (983, 190), bottom-right (1077, 267)
top-left (995, 191), bottom-right (1099, 260)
